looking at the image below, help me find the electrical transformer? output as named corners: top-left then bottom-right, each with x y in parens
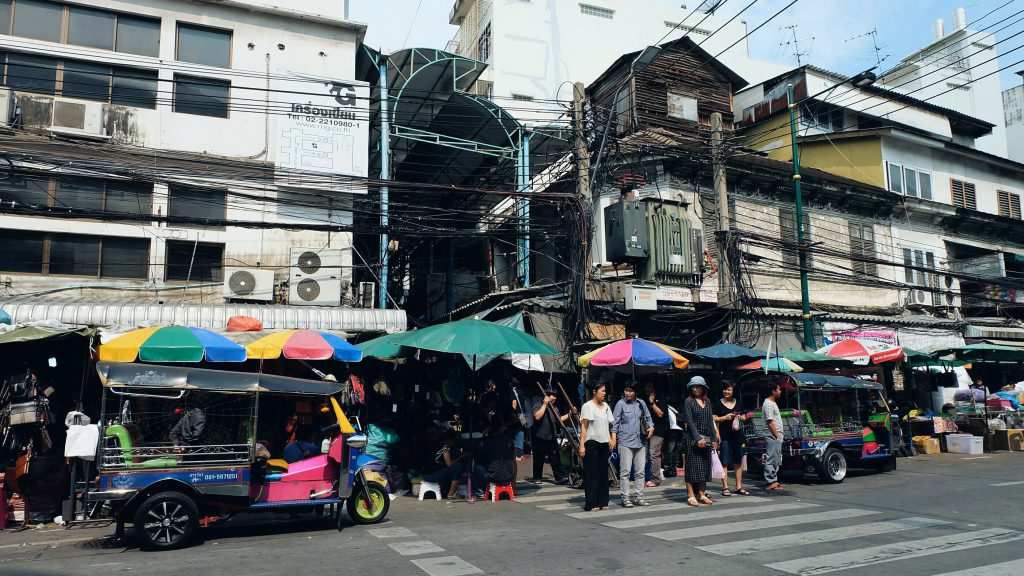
top-left (604, 200), bottom-right (648, 262)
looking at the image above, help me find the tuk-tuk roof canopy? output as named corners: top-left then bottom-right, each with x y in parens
top-left (740, 371), bottom-right (884, 391)
top-left (96, 361), bottom-right (345, 395)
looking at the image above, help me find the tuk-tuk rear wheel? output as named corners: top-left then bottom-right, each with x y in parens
top-left (816, 446), bottom-right (847, 484)
top-left (133, 491), bottom-right (198, 551)
top-left (347, 482), bottom-right (390, 525)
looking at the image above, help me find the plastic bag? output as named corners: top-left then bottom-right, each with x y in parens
top-left (226, 316), bottom-right (263, 332)
top-left (711, 450), bottom-right (725, 480)
top-left (65, 424), bottom-right (99, 460)
top-left (741, 454), bottom-right (747, 472)
top-left (365, 424), bottom-right (399, 462)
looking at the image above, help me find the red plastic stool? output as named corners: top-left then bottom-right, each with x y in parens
top-left (489, 483), bottom-right (515, 502)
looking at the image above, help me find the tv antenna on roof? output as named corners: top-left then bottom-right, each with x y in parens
top-left (780, 24), bottom-right (813, 66)
top-left (699, 0), bottom-right (726, 14)
top-left (846, 28), bottom-right (889, 69)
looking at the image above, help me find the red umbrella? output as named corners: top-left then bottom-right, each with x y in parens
top-left (816, 339), bottom-right (903, 365)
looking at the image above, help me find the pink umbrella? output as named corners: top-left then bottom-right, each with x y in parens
top-left (816, 339), bottom-right (903, 365)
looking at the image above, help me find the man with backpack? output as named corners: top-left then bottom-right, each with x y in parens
top-left (613, 381), bottom-right (654, 507)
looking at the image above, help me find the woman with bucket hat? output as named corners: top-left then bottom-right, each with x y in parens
top-left (684, 376), bottom-right (719, 506)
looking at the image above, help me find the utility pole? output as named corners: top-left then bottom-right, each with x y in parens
top-left (573, 82), bottom-right (590, 200)
top-left (786, 84), bottom-right (814, 350)
top-left (710, 113), bottom-right (732, 325)
top-left (378, 58), bottom-right (390, 309)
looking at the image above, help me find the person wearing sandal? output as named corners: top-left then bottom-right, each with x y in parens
top-left (762, 382), bottom-right (785, 491)
top-left (713, 383), bottom-right (750, 496)
top-left (579, 383), bottom-right (616, 512)
top-left (683, 376), bottom-right (719, 506)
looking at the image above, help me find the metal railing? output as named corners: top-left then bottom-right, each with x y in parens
top-left (100, 442), bottom-right (251, 469)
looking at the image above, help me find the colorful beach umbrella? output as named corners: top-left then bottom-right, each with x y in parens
top-left (816, 338), bottom-right (903, 365)
top-left (245, 329), bottom-right (363, 361)
top-left (737, 356), bottom-right (803, 372)
top-left (577, 338), bottom-right (689, 370)
top-left (99, 326), bottom-right (247, 363)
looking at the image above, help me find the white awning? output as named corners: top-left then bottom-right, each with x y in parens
top-left (0, 298), bottom-right (406, 334)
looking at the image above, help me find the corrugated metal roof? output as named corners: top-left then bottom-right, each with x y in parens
top-left (754, 307), bottom-right (962, 328)
top-left (0, 298), bottom-right (407, 333)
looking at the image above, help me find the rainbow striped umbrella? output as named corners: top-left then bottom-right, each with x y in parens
top-left (577, 338), bottom-right (689, 372)
top-left (245, 329), bottom-right (363, 362)
top-left (99, 326), bottom-right (247, 363)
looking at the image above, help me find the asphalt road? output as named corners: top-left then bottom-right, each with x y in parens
top-left (2, 451), bottom-right (1023, 576)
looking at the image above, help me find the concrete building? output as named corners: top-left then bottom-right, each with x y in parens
top-left (0, 0), bottom-right (384, 323)
top-left (737, 66), bottom-right (1024, 325)
top-left (1004, 71), bottom-right (1024, 164)
top-left (446, 0), bottom-right (786, 123)
top-left (879, 7), bottom-right (1008, 158)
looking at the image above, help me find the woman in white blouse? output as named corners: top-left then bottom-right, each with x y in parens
top-left (579, 383), bottom-right (617, 511)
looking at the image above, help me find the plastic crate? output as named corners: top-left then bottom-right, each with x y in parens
top-left (946, 434), bottom-right (983, 455)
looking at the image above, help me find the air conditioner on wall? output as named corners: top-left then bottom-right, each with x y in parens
top-left (49, 97), bottom-right (108, 139)
top-left (0, 88), bottom-right (11, 127)
top-left (289, 248), bottom-right (342, 306)
top-left (223, 268), bottom-right (275, 302)
top-left (906, 288), bottom-right (931, 308)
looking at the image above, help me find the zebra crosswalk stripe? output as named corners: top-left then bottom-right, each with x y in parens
top-left (930, 559), bottom-right (1024, 576)
top-left (605, 502), bottom-right (816, 530)
top-left (643, 508), bottom-right (877, 541)
top-left (696, 517), bottom-right (949, 556)
top-left (765, 528), bottom-right (1024, 576)
top-left (565, 496), bottom-right (770, 519)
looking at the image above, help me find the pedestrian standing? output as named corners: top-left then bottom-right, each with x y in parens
top-left (644, 381), bottom-right (668, 487)
top-left (510, 379), bottom-right (528, 461)
top-left (762, 382), bottom-right (785, 491)
top-left (578, 383), bottom-right (616, 511)
top-left (712, 383), bottom-right (750, 496)
top-left (684, 376), bottom-right (719, 506)
top-left (612, 381), bottom-right (654, 507)
top-left (529, 386), bottom-right (569, 484)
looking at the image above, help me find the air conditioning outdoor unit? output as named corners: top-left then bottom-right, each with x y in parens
top-left (49, 97), bottom-right (108, 139)
top-left (223, 267), bottom-right (275, 302)
top-left (0, 88), bottom-right (11, 127)
top-left (906, 288), bottom-right (931, 308)
top-left (289, 248), bottom-right (342, 306)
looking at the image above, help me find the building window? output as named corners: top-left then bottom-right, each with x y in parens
top-left (580, 4), bottom-right (614, 19)
top-left (801, 102), bottom-right (844, 131)
top-left (779, 208), bottom-right (813, 269)
top-left (53, 177), bottom-right (153, 220)
top-left (110, 68), bottom-right (159, 108)
top-left (951, 178), bottom-right (977, 210)
top-left (886, 162), bottom-right (932, 200)
top-left (176, 23), bottom-right (232, 68)
top-left (61, 61), bottom-right (112, 101)
top-left (173, 75), bottom-right (230, 118)
top-left (0, 2), bottom-right (159, 56)
top-left (848, 222), bottom-right (877, 276)
top-left (998, 190), bottom-right (1022, 219)
top-left (0, 229), bottom-right (149, 278)
top-left (902, 247), bottom-right (941, 305)
top-left (165, 240), bottom-right (223, 282)
top-left (477, 22), bottom-right (491, 61)
top-left (0, 175), bottom-right (51, 206)
top-left (101, 237), bottom-right (150, 279)
top-left (511, 93), bottom-right (534, 102)
top-left (0, 52), bottom-right (158, 107)
top-left (11, 0), bottom-right (61, 42)
top-left (167, 186), bottom-right (226, 227)
top-left (667, 90), bottom-right (698, 121)
top-left (0, 228), bottom-right (44, 273)
top-left (5, 53), bottom-right (57, 94)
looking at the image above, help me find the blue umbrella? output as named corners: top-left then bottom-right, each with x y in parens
top-left (692, 342), bottom-right (767, 364)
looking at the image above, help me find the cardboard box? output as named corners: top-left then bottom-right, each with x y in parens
top-left (914, 436), bottom-right (941, 454)
top-left (993, 429), bottom-right (1023, 451)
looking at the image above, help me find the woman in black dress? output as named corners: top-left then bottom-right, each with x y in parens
top-left (712, 383), bottom-right (750, 496)
top-left (684, 376), bottom-right (720, 506)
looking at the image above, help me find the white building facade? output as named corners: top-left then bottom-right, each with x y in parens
top-left (0, 0), bottom-right (371, 307)
top-left (1004, 76), bottom-right (1024, 164)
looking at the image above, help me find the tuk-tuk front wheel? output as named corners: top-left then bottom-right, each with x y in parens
top-left (816, 446), bottom-right (847, 484)
top-left (347, 482), bottom-right (390, 525)
top-left (133, 491), bottom-right (198, 550)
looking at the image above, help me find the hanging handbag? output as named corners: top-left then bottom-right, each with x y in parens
top-left (9, 401), bottom-right (39, 426)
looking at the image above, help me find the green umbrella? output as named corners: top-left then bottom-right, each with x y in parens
top-left (356, 332), bottom-right (417, 359)
top-left (902, 348), bottom-right (934, 363)
top-left (932, 342), bottom-right (1024, 363)
top-left (779, 349), bottom-right (854, 366)
top-left (396, 319), bottom-right (558, 357)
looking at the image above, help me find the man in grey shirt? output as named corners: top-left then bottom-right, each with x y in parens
top-left (613, 382), bottom-right (654, 507)
top-left (762, 382), bottom-right (785, 491)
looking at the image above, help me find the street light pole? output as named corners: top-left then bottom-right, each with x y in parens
top-left (785, 69), bottom-right (876, 350)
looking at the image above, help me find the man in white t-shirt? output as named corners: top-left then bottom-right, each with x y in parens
top-left (762, 382), bottom-right (785, 491)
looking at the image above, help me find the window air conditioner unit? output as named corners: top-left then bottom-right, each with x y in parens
top-left (223, 267), bottom-right (275, 302)
top-left (0, 88), bottom-right (11, 127)
top-left (289, 248), bottom-right (342, 306)
top-left (906, 288), bottom-right (931, 308)
top-left (49, 97), bottom-right (109, 139)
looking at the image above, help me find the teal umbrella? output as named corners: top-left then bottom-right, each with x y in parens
top-left (395, 319), bottom-right (558, 357)
top-left (0, 309), bottom-right (10, 325)
top-left (933, 342), bottom-right (1024, 363)
top-left (355, 332), bottom-right (416, 359)
top-left (780, 349), bottom-right (853, 365)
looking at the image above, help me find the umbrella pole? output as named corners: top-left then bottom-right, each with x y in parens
top-left (467, 354), bottom-right (477, 503)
